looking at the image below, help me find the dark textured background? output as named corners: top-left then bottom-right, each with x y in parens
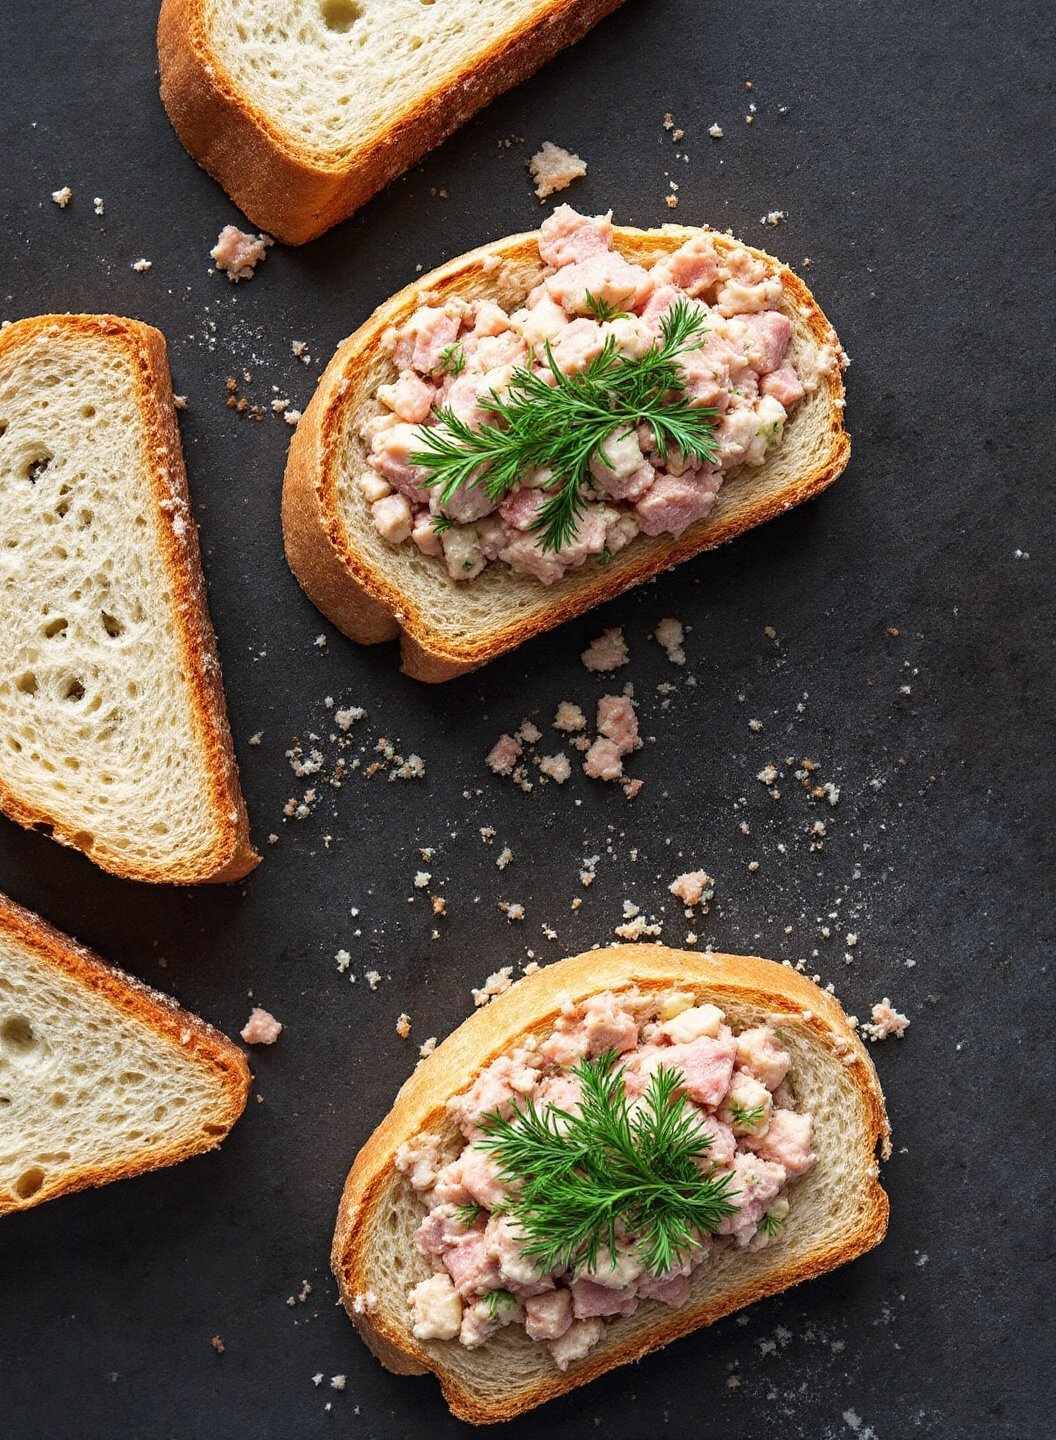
top-left (0, 1), bottom-right (1053, 1437)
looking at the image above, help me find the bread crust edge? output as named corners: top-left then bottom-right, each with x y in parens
top-left (331, 944), bottom-right (890, 1423)
top-left (0, 891), bottom-right (251, 1216)
top-left (281, 225), bottom-right (850, 682)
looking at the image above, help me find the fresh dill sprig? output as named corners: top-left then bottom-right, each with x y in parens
top-left (728, 1101), bottom-right (767, 1129)
top-left (409, 300), bottom-right (718, 554)
top-left (759, 1209), bottom-right (783, 1239)
top-left (453, 1202), bottom-right (482, 1228)
top-left (475, 1051), bottom-right (740, 1278)
top-left (482, 1288), bottom-right (516, 1320)
top-left (432, 342), bottom-right (466, 377)
top-left (583, 291), bottom-right (629, 322)
top-left (430, 513), bottom-right (456, 536)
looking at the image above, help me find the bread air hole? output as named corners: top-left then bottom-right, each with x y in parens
top-left (43, 617), bottom-right (68, 639)
top-left (16, 672), bottom-right (38, 695)
top-left (0, 1015), bottom-right (36, 1056)
top-left (320, 0), bottom-right (363, 31)
top-left (100, 610), bottom-right (124, 638)
top-left (61, 677), bottom-right (85, 702)
top-left (24, 453), bottom-right (51, 484)
top-left (14, 1167), bottom-right (45, 1200)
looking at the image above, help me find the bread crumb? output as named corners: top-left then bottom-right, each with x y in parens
top-left (668, 870), bottom-right (714, 907)
top-left (499, 902), bottom-right (525, 922)
top-left (240, 1007), bottom-right (282, 1045)
top-left (709, 123), bottom-right (724, 139)
top-left (496, 846), bottom-right (513, 870)
top-left (418, 1037), bottom-right (437, 1058)
top-left (173, 394), bottom-right (188, 411)
top-left (51, 186), bottom-right (72, 208)
top-left (762, 210), bottom-right (786, 226)
top-left (553, 701), bottom-right (587, 732)
top-left (614, 915), bottom-right (663, 941)
top-left (654, 617), bottom-right (685, 665)
top-left (487, 733), bottom-right (522, 776)
top-left (210, 1335), bottom-right (225, 1354)
top-left (350, 1291), bottom-right (378, 1315)
top-left (529, 141), bottom-right (588, 200)
top-left (431, 894), bottom-right (446, 916)
top-left (414, 870), bottom-right (431, 889)
top-left (582, 627), bottom-right (628, 673)
top-left (473, 966), bottom-right (514, 1006)
top-left (749, 718), bottom-right (763, 732)
top-left (757, 763), bottom-right (779, 785)
top-left (396, 1013), bottom-right (412, 1038)
top-left (517, 720), bottom-right (542, 745)
top-left (131, 258), bottom-right (153, 272)
top-left (330, 1376), bottom-right (346, 1391)
top-left (211, 224), bottom-right (273, 282)
top-left (862, 999), bottom-right (910, 1042)
top-left (539, 753), bottom-right (572, 784)
top-left (664, 195), bottom-right (680, 210)
top-left (93, 196), bottom-right (105, 216)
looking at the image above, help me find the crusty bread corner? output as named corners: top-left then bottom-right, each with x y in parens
top-left (0, 891), bottom-right (251, 1216)
top-left (332, 945), bottom-right (890, 1423)
top-left (0, 314), bottom-right (257, 884)
top-left (157, 0), bottom-right (627, 246)
top-left (282, 225), bottom-right (850, 683)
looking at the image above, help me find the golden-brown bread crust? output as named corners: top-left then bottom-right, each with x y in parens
top-left (0, 891), bottom-right (251, 1215)
top-left (282, 225), bottom-right (850, 682)
top-left (0, 314), bottom-right (258, 884)
top-left (332, 944), bottom-right (890, 1422)
top-left (157, 0), bottom-right (627, 245)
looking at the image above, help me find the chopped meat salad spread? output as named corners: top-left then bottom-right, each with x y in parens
top-left (397, 988), bottom-right (816, 1369)
top-left (362, 207), bottom-right (822, 586)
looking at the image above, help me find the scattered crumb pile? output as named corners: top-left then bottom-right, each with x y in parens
top-left (862, 999), bottom-right (910, 1042)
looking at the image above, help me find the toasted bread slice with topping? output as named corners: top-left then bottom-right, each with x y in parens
top-left (158, 0), bottom-right (626, 244)
top-left (332, 945), bottom-right (889, 1423)
top-left (283, 223), bottom-right (850, 682)
top-left (0, 314), bottom-right (257, 883)
top-left (0, 892), bottom-right (250, 1216)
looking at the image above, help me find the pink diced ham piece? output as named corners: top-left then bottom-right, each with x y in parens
top-left (747, 1108), bottom-right (816, 1177)
top-left (717, 1153), bottom-right (787, 1240)
top-left (639, 284), bottom-right (682, 336)
top-left (739, 310), bottom-right (792, 374)
top-left (652, 235), bottom-right (721, 297)
top-left (442, 1232), bottom-right (503, 1297)
top-left (645, 1034), bottom-right (737, 1107)
top-left (637, 1270), bottom-right (691, 1307)
top-left (472, 299), bottom-right (512, 337)
top-left (538, 205), bottom-right (614, 268)
top-left (546, 252), bottom-right (654, 317)
top-left (524, 1289), bottom-right (573, 1342)
top-left (499, 487), bottom-right (546, 531)
top-left (549, 1317), bottom-right (605, 1371)
top-left (581, 992), bottom-right (638, 1056)
top-left (761, 361), bottom-right (805, 407)
top-left (444, 373), bottom-right (493, 429)
top-left (411, 509), bottom-right (444, 557)
top-left (458, 1148), bottom-right (506, 1210)
top-left (596, 695), bottom-right (640, 756)
top-left (380, 369), bottom-right (436, 423)
top-left (734, 1027), bottom-right (792, 1091)
top-left (417, 1205), bottom-right (477, 1258)
top-left (371, 493), bottom-right (413, 543)
top-left (369, 423), bottom-right (429, 500)
top-left (571, 1278), bottom-right (639, 1319)
top-left (210, 225), bottom-right (270, 281)
top-left (695, 1113), bottom-right (737, 1169)
top-left (595, 460), bottom-right (655, 503)
top-left (549, 318), bottom-right (606, 374)
top-left (498, 532), bottom-right (568, 585)
top-left (408, 308), bottom-right (461, 373)
top-left (635, 470), bottom-right (722, 537)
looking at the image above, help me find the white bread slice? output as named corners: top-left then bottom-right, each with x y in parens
top-left (158, 0), bottom-right (626, 245)
top-left (0, 892), bottom-right (250, 1215)
top-left (332, 944), bottom-right (889, 1423)
top-left (283, 223), bottom-right (850, 682)
top-left (0, 315), bottom-right (257, 883)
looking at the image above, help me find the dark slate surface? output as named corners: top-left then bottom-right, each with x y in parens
top-left (0, 1), bottom-right (1052, 1437)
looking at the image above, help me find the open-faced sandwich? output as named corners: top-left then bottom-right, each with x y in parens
top-left (284, 207), bottom-right (849, 680)
top-left (332, 945), bottom-right (889, 1421)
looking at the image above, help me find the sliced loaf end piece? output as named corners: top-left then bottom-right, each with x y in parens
top-left (0, 892), bottom-right (250, 1216)
top-left (0, 314), bottom-right (257, 883)
top-left (158, 0), bottom-right (627, 244)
